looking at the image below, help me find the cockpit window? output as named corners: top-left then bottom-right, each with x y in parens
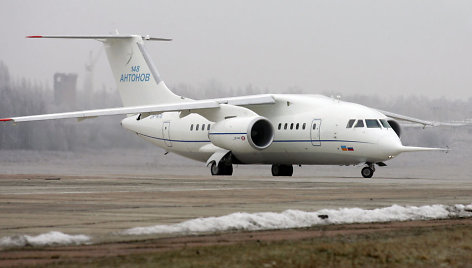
top-left (365, 119), bottom-right (381, 128)
top-left (380, 119), bottom-right (391, 128)
top-left (346, 119), bottom-right (356, 128)
top-left (354, 119), bottom-right (364, 128)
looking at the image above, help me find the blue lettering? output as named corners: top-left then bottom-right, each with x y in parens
top-left (119, 72), bottom-right (151, 83)
top-left (131, 66), bottom-right (140, 72)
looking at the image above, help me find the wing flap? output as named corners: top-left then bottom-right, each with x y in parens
top-left (211, 94), bottom-right (275, 106)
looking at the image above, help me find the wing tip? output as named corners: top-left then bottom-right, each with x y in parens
top-left (26, 35), bottom-right (43, 38)
top-left (0, 118), bottom-right (13, 122)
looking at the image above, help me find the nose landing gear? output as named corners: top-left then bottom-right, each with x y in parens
top-left (361, 163), bottom-right (375, 178)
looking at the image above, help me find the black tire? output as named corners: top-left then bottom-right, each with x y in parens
top-left (272, 164), bottom-right (293, 176)
top-left (211, 162), bottom-right (233, 176)
top-left (361, 167), bottom-right (374, 178)
top-left (211, 162), bottom-right (219, 175)
top-left (271, 164), bottom-right (280, 176)
top-left (223, 164), bottom-right (233, 176)
top-left (284, 165), bottom-right (293, 176)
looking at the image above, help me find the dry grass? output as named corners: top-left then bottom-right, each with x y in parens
top-left (42, 223), bottom-right (472, 268)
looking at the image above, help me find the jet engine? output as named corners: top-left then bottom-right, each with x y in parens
top-left (209, 116), bottom-right (274, 153)
top-left (388, 119), bottom-right (401, 137)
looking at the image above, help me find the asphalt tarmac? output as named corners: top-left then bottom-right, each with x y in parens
top-left (0, 149), bottom-right (471, 244)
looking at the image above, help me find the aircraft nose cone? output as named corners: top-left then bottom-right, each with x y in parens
top-left (381, 136), bottom-right (403, 159)
top-left (377, 133), bottom-right (404, 160)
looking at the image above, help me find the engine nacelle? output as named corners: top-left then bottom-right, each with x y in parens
top-left (209, 116), bottom-right (274, 152)
top-left (388, 119), bottom-right (401, 137)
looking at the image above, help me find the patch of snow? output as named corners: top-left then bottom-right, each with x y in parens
top-left (0, 231), bottom-right (91, 247)
top-left (123, 203), bottom-right (472, 235)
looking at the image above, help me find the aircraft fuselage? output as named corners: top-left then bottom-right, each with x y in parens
top-left (122, 94), bottom-right (402, 166)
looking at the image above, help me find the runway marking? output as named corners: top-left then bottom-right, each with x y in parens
top-left (1, 187), bottom-right (334, 195)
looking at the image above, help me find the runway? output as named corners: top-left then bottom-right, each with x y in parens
top-left (0, 148), bottom-right (470, 243)
top-left (1, 172), bottom-right (471, 245)
top-left (0, 149), bottom-right (470, 267)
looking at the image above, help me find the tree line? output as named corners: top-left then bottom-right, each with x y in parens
top-left (0, 61), bottom-right (471, 151)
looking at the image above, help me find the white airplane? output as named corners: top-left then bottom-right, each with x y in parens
top-left (1, 34), bottom-right (447, 178)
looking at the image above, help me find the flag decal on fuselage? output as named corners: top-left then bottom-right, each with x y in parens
top-left (341, 145), bottom-right (354, 151)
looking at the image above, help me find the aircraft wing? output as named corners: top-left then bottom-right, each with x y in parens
top-left (377, 109), bottom-right (438, 127)
top-left (210, 94), bottom-right (275, 106)
top-left (0, 95), bottom-right (275, 123)
top-left (378, 109), bottom-right (472, 128)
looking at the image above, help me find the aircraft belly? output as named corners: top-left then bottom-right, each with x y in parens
top-left (233, 151), bottom-right (362, 165)
top-left (141, 134), bottom-right (211, 162)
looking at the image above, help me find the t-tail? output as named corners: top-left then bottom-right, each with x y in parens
top-left (27, 35), bottom-right (183, 107)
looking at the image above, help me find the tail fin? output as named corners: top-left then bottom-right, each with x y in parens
top-left (28, 35), bottom-right (183, 107)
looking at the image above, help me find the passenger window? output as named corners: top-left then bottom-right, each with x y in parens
top-left (201, 124), bottom-right (205, 131)
top-left (284, 123), bottom-right (288, 130)
top-left (207, 124), bottom-right (211, 131)
top-left (302, 123), bottom-right (306, 130)
top-left (313, 123), bottom-right (317, 130)
top-left (354, 120), bottom-right (364, 128)
top-left (346, 119), bottom-right (355, 128)
top-left (380, 119), bottom-right (391, 128)
top-left (296, 123), bottom-right (299, 130)
top-left (278, 123), bottom-right (281, 130)
top-left (196, 124), bottom-right (199, 131)
top-left (290, 123), bottom-right (294, 130)
top-left (190, 124), bottom-right (193, 131)
top-left (366, 119), bottom-right (381, 128)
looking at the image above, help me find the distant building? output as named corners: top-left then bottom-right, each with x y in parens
top-left (54, 73), bottom-right (77, 109)
top-left (0, 61), bottom-right (10, 90)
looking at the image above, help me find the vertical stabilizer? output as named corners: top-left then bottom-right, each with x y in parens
top-left (28, 35), bottom-right (184, 107)
top-left (103, 35), bottom-right (183, 106)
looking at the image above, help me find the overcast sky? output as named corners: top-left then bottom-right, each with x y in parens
top-left (1, 0), bottom-right (472, 99)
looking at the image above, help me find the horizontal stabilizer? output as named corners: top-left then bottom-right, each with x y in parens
top-left (27, 35), bottom-right (172, 41)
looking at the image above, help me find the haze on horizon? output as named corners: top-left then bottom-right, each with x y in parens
top-left (1, 0), bottom-right (472, 100)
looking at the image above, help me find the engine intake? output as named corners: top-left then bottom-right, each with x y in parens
top-left (209, 116), bottom-right (274, 152)
top-left (248, 118), bottom-right (273, 149)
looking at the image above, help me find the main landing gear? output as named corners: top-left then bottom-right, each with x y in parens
top-left (271, 164), bottom-right (293, 176)
top-left (361, 163), bottom-right (375, 178)
top-left (210, 161), bottom-right (233, 176)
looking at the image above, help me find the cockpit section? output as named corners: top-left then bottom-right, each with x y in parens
top-left (346, 119), bottom-right (391, 129)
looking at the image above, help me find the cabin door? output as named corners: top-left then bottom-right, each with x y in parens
top-left (310, 119), bottom-right (321, 146)
top-left (162, 121), bottom-right (172, 147)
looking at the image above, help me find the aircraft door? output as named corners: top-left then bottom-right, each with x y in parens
top-left (162, 121), bottom-right (172, 147)
top-left (310, 119), bottom-right (321, 146)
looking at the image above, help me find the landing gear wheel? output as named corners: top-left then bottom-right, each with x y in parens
top-left (211, 162), bottom-right (219, 175)
top-left (271, 165), bottom-right (280, 176)
top-left (271, 164), bottom-right (293, 176)
top-left (210, 161), bottom-right (233, 176)
top-left (222, 164), bottom-right (233, 176)
top-left (361, 167), bottom-right (374, 178)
